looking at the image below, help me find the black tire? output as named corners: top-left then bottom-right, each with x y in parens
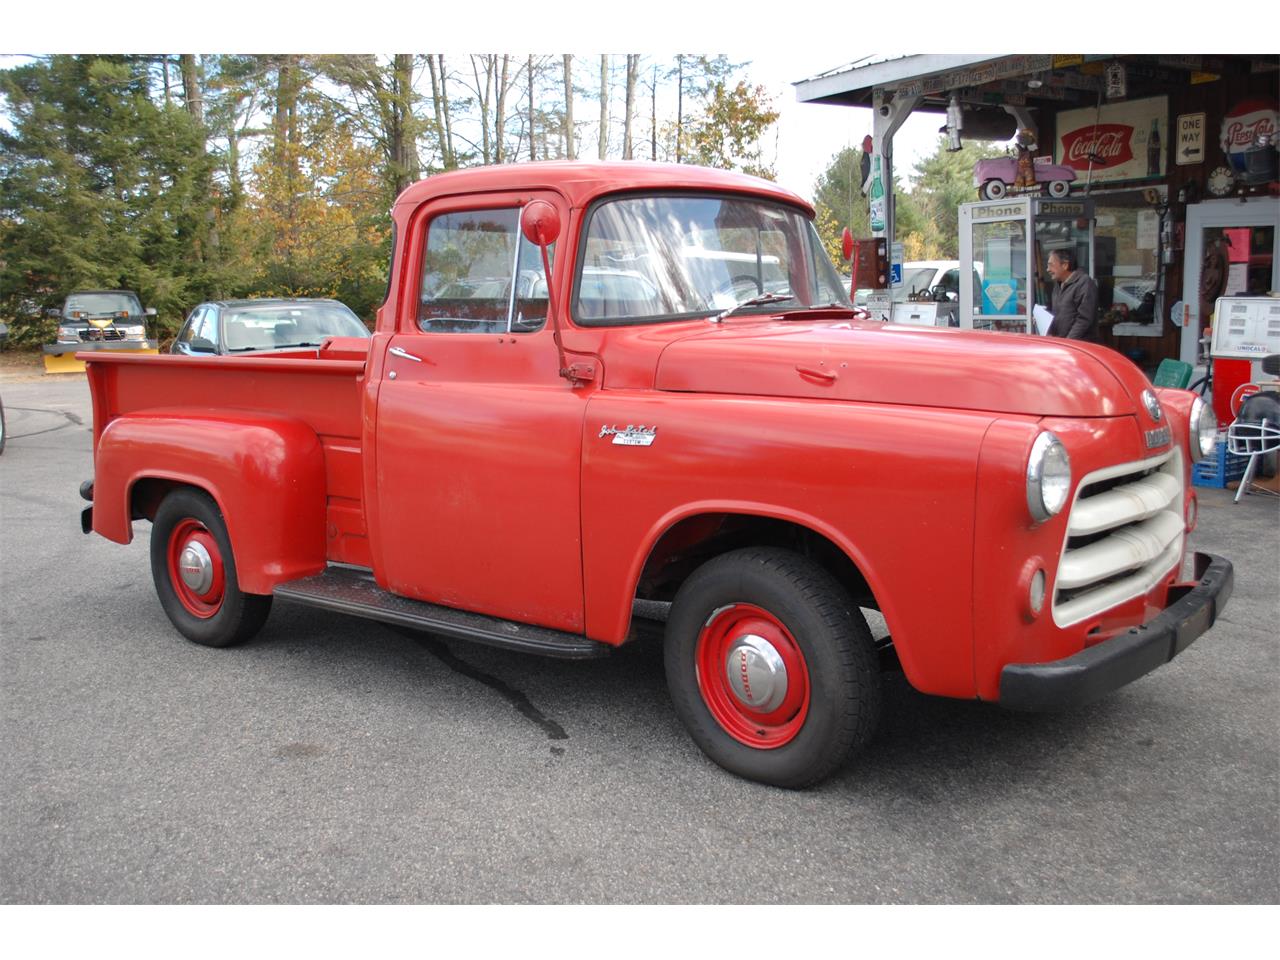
top-left (1048, 180), bottom-right (1070, 198)
top-left (981, 179), bottom-right (1006, 200)
top-left (150, 488), bottom-right (271, 647)
top-left (664, 547), bottom-right (881, 789)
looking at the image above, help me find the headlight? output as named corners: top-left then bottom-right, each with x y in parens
top-left (1189, 396), bottom-right (1217, 462)
top-left (56, 326), bottom-right (80, 341)
top-left (119, 324), bottom-right (146, 339)
top-left (1027, 431), bottom-right (1072, 523)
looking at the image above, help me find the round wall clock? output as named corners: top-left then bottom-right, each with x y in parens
top-left (1207, 165), bottom-right (1236, 197)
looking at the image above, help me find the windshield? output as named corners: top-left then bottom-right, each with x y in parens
top-left (895, 268), bottom-right (939, 302)
top-left (221, 302), bottom-right (369, 352)
top-left (64, 292), bottom-right (142, 317)
top-left (574, 194), bottom-right (850, 325)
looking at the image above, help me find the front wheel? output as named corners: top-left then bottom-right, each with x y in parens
top-left (981, 179), bottom-right (1006, 200)
top-left (1047, 179), bottom-right (1070, 198)
top-left (664, 547), bottom-right (881, 788)
top-left (150, 488), bottom-right (271, 647)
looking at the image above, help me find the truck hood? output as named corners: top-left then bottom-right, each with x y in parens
top-left (654, 318), bottom-right (1142, 417)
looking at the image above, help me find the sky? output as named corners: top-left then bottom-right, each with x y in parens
top-left (0, 46), bottom-right (951, 204)
top-left (746, 54), bottom-right (954, 201)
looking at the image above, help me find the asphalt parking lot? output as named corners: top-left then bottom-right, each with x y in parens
top-left (1, 371), bottom-right (1277, 904)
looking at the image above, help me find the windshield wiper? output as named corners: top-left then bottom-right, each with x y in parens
top-left (710, 290), bottom-right (795, 323)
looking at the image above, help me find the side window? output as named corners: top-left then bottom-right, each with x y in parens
top-left (178, 308), bottom-right (202, 344)
top-left (197, 309), bottom-right (220, 349)
top-left (419, 208), bottom-right (519, 334)
top-left (939, 269), bottom-right (960, 300)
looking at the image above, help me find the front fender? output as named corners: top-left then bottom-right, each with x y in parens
top-left (92, 410), bottom-right (327, 594)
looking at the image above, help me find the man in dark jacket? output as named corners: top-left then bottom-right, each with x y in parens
top-left (1046, 248), bottom-right (1100, 341)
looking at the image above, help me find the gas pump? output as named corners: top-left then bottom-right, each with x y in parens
top-left (958, 197), bottom-right (1095, 333)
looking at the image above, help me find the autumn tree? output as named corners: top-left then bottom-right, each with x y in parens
top-left (813, 146), bottom-right (872, 263)
top-left (686, 79), bottom-right (778, 178)
top-left (315, 54), bottom-right (424, 202)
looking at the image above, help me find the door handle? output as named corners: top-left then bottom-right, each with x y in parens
top-left (389, 346), bottom-right (423, 362)
top-left (795, 364), bottom-right (838, 384)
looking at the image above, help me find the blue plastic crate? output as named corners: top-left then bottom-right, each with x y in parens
top-left (1192, 431), bottom-right (1248, 488)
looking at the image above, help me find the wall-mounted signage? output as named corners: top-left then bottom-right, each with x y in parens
top-left (1056, 96), bottom-right (1168, 182)
top-left (1220, 98), bottom-right (1278, 179)
top-left (1176, 113), bottom-right (1206, 165)
top-left (1105, 62), bottom-right (1127, 99)
top-left (890, 55), bottom-right (1053, 98)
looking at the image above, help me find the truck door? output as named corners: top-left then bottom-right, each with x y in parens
top-left (373, 191), bottom-right (589, 632)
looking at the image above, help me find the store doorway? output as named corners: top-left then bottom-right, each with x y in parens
top-left (1182, 199), bottom-right (1279, 365)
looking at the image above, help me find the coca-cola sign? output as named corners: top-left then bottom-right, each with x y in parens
top-left (1061, 124), bottom-right (1135, 170)
top-left (1056, 96), bottom-right (1167, 183)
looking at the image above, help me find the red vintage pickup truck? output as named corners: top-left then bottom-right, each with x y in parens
top-left (79, 161), bottom-right (1231, 788)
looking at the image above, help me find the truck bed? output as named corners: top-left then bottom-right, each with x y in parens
top-left (83, 344), bottom-right (370, 566)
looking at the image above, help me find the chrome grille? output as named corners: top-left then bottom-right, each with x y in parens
top-left (1052, 450), bottom-right (1184, 627)
top-left (79, 328), bottom-right (126, 341)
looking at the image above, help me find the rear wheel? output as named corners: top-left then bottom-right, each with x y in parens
top-left (1047, 179), bottom-right (1070, 198)
top-left (664, 547), bottom-right (881, 788)
top-left (150, 488), bottom-right (271, 647)
top-left (981, 179), bottom-right (1006, 200)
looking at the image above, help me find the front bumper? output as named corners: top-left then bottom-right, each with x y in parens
top-left (999, 552), bottom-right (1233, 711)
top-left (44, 340), bottom-right (157, 355)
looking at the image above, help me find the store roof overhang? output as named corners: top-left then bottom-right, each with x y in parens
top-left (794, 55), bottom-right (1001, 108)
top-left (795, 54), bottom-right (1279, 117)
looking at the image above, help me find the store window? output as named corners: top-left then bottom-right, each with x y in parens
top-left (1091, 188), bottom-right (1165, 336)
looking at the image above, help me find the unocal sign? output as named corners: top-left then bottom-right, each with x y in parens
top-left (1221, 98), bottom-right (1278, 176)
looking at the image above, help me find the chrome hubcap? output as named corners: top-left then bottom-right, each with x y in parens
top-left (723, 634), bottom-right (788, 713)
top-left (178, 540), bottom-right (214, 594)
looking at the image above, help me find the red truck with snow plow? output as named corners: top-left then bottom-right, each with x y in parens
top-left (79, 161), bottom-right (1231, 788)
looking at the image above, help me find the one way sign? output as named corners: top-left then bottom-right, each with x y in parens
top-left (1177, 112), bottom-right (1205, 166)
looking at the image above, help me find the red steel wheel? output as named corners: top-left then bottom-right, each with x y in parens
top-left (694, 603), bottom-right (810, 749)
top-left (665, 547), bottom-right (882, 789)
top-left (166, 518), bottom-right (227, 619)
top-left (151, 488), bottom-right (272, 648)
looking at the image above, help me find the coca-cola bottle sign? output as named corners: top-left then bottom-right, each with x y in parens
top-left (1060, 124), bottom-right (1135, 171)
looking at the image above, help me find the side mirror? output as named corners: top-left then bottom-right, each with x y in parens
top-left (841, 227), bottom-right (854, 262)
top-left (520, 200), bottom-right (561, 247)
top-left (189, 337), bottom-right (217, 353)
top-left (145, 307), bottom-right (157, 317)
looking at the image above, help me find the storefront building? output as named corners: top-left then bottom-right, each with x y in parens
top-left (795, 55), bottom-right (1279, 370)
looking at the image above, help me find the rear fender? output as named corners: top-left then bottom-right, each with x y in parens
top-left (92, 411), bottom-right (327, 594)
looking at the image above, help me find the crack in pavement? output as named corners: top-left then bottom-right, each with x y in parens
top-left (3, 406), bottom-right (83, 439)
top-left (415, 636), bottom-right (569, 742)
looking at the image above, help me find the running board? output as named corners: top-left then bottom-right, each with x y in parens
top-left (273, 567), bottom-right (611, 659)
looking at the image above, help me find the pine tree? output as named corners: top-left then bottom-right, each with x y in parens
top-left (0, 55), bottom-right (218, 343)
